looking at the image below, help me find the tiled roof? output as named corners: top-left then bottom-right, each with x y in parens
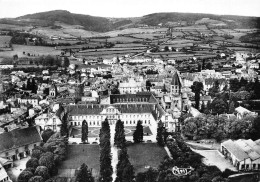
top-left (171, 72), bottom-right (182, 86)
top-left (67, 104), bottom-right (156, 116)
top-left (110, 93), bottom-right (157, 104)
top-left (222, 139), bottom-right (249, 161)
top-left (0, 127), bottom-right (42, 153)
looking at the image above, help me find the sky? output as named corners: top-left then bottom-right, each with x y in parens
top-left (0, 0), bottom-right (259, 18)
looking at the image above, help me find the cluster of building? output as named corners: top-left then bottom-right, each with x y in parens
top-left (0, 48), bottom-right (259, 181)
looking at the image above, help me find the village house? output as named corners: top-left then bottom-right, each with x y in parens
top-left (0, 163), bottom-right (11, 182)
top-left (118, 78), bottom-right (144, 94)
top-left (221, 139), bottom-right (260, 171)
top-left (0, 127), bottom-right (42, 162)
top-left (35, 112), bottom-right (62, 132)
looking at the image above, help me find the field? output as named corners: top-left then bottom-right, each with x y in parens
top-left (0, 35), bottom-right (11, 47)
top-left (127, 143), bottom-right (167, 174)
top-left (132, 33), bottom-right (163, 39)
top-left (107, 36), bottom-right (142, 43)
top-left (59, 144), bottom-right (100, 178)
top-left (0, 44), bottom-right (61, 57)
top-left (95, 28), bottom-right (168, 37)
top-left (0, 23), bottom-right (33, 31)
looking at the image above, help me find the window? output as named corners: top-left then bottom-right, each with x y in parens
top-left (165, 116), bottom-right (168, 120)
top-left (241, 164), bottom-right (245, 169)
top-left (130, 121), bottom-right (132, 124)
top-left (126, 121), bottom-right (128, 124)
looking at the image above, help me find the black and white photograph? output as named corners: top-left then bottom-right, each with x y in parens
top-left (0, 0), bottom-right (260, 181)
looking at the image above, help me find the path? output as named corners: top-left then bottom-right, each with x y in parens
top-left (110, 125), bottom-right (119, 182)
top-left (164, 146), bottom-right (173, 159)
top-left (191, 148), bottom-right (237, 172)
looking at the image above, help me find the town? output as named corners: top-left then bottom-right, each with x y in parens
top-left (0, 8), bottom-right (260, 182)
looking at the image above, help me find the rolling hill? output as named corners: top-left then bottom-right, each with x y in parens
top-left (0, 10), bottom-right (259, 33)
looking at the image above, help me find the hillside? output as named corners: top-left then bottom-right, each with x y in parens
top-left (0, 10), bottom-right (259, 32)
top-left (140, 13), bottom-right (260, 28)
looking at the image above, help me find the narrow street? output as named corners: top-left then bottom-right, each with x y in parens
top-left (110, 125), bottom-right (118, 182)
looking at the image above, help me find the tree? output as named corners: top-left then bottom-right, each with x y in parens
top-left (99, 118), bottom-right (113, 182)
top-left (191, 81), bottom-right (204, 109)
top-left (39, 152), bottom-right (54, 170)
top-left (28, 176), bottom-right (44, 182)
top-left (211, 98), bottom-right (228, 115)
top-left (156, 120), bottom-right (165, 146)
top-left (81, 120), bottom-right (88, 143)
top-left (35, 166), bottom-right (50, 181)
top-left (209, 80), bottom-right (220, 97)
top-left (146, 80), bottom-right (152, 91)
top-left (198, 63), bottom-right (202, 72)
top-left (32, 149), bottom-right (43, 160)
top-left (60, 112), bottom-right (69, 137)
top-left (228, 101), bottom-right (235, 114)
top-left (200, 102), bottom-right (206, 113)
top-left (114, 119), bottom-right (126, 148)
top-left (133, 120), bottom-right (143, 143)
top-left (76, 163), bottom-right (94, 182)
top-left (116, 147), bottom-right (134, 182)
top-left (17, 170), bottom-right (34, 182)
top-left (205, 62), bottom-right (212, 70)
top-left (63, 57), bottom-right (70, 68)
top-left (26, 157), bottom-right (39, 169)
top-left (41, 129), bottom-right (55, 143)
top-left (250, 116), bottom-right (260, 140)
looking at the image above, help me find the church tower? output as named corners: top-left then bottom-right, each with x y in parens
top-left (49, 84), bottom-right (57, 98)
top-left (170, 72), bottom-right (182, 110)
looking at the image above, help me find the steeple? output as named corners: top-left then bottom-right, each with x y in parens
top-left (171, 72), bottom-right (181, 86)
top-left (171, 71), bottom-right (182, 95)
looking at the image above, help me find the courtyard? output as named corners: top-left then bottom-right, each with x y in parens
top-left (58, 144), bottom-right (100, 179)
top-left (127, 143), bottom-right (168, 174)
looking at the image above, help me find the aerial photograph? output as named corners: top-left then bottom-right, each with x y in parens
top-left (0, 0), bottom-right (260, 181)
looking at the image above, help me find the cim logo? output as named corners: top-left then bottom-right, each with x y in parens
top-left (172, 166), bottom-right (194, 176)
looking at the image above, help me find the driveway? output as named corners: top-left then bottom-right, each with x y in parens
top-left (191, 149), bottom-right (237, 172)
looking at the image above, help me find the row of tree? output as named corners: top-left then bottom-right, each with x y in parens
top-left (182, 114), bottom-right (260, 141)
top-left (114, 119), bottom-right (134, 182)
top-left (18, 132), bottom-right (67, 182)
top-left (135, 134), bottom-right (231, 182)
top-left (99, 119), bottom-right (113, 182)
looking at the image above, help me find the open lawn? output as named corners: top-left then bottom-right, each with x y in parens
top-left (59, 144), bottom-right (100, 178)
top-left (0, 44), bottom-right (61, 57)
top-left (0, 36), bottom-right (11, 46)
top-left (70, 126), bottom-right (152, 138)
top-left (128, 143), bottom-right (167, 174)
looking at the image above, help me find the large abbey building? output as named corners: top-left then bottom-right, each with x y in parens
top-left (57, 71), bottom-right (191, 133)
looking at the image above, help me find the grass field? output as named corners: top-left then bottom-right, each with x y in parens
top-left (107, 36), bottom-right (142, 43)
top-left (59, 145), bottom-right (100, 178)
top-left (132, 33), bottom-right (163, 39)
top-left (128, 143), bottom-right (167, 174)
top-left (95, 28), bottom-right (168, 37)
top-left (0, 44), bottom-right (61, 57)
top-left (0, 36), bottom-right (11, 47)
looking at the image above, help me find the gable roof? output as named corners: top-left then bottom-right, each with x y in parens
top-left (222, 139), bottom-right (250, 161)
top-left (0, 127), bottom-right (42, 153)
